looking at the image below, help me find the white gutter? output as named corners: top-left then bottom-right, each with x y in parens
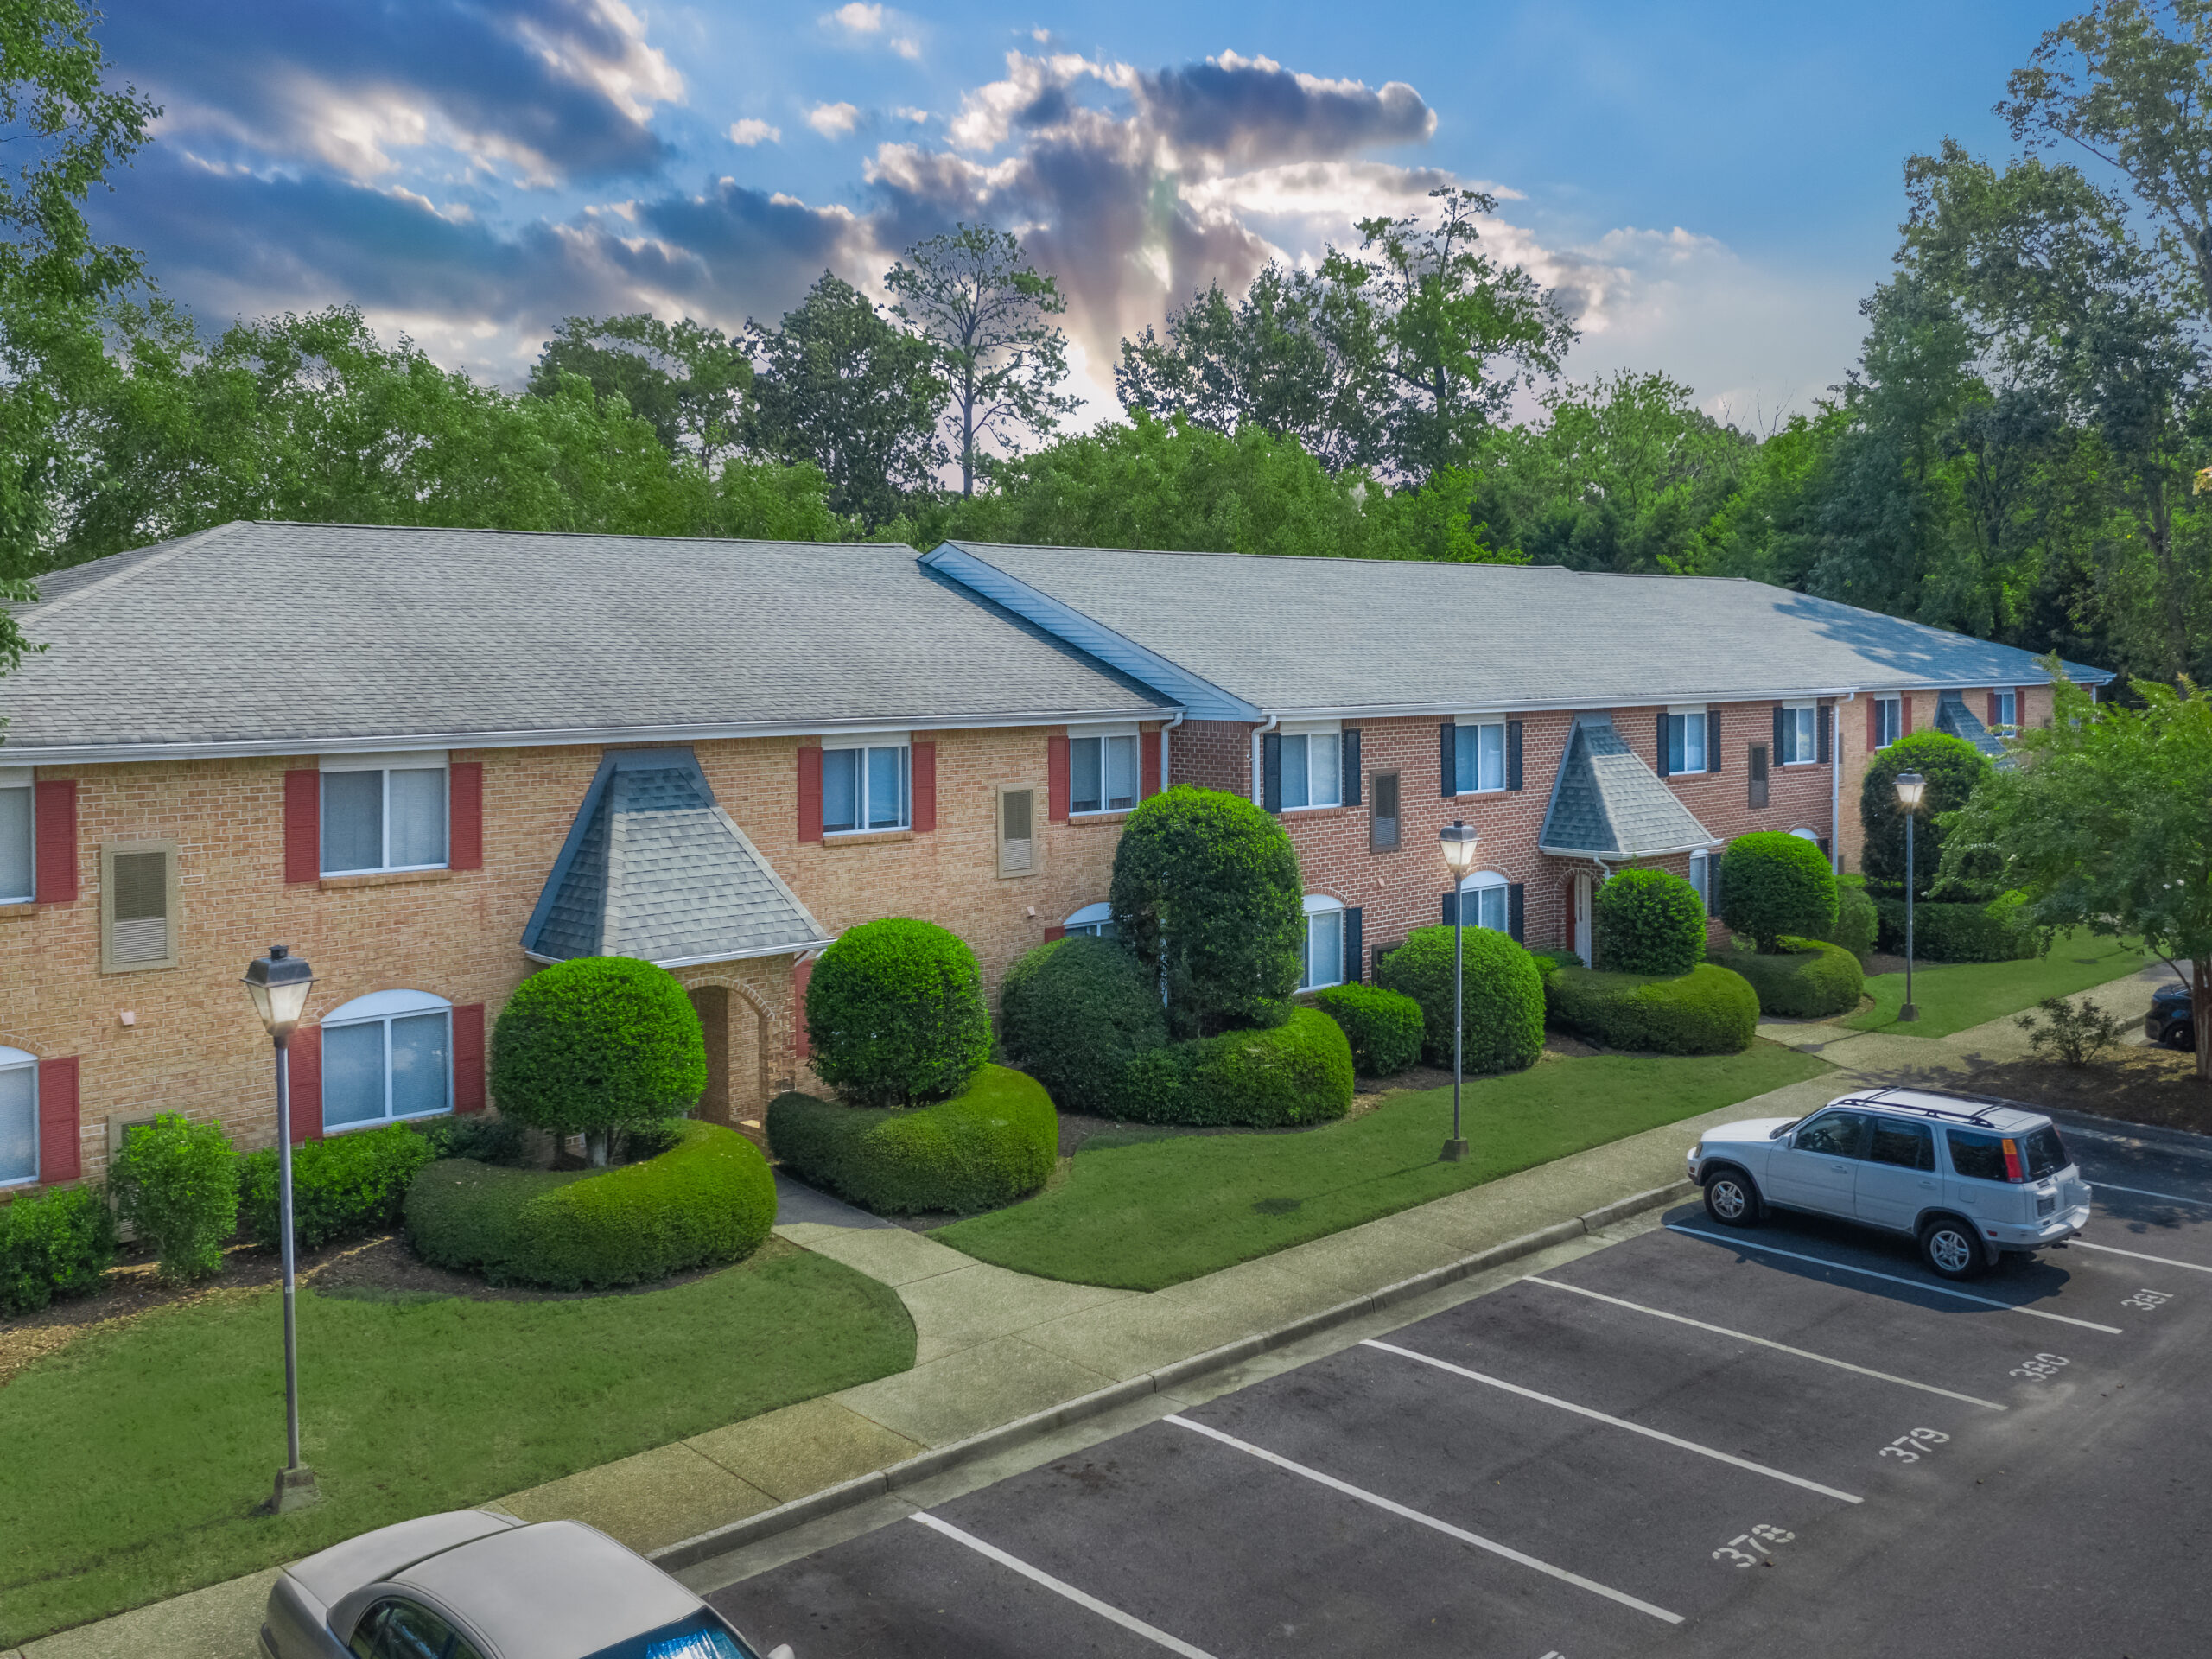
top-left (1161, 709), bottom-right (1185, 791)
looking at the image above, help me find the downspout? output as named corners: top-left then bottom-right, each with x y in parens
top-left (1832, 690), bottom-right (1855, 877)
top-left (1161, 709), bottom-right (1185, 793)
top-left (1250, 712), bottom-right (1279, 807)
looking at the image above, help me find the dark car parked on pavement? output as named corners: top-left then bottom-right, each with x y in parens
top-left (2148, 982), bottom-right (2196, 1050)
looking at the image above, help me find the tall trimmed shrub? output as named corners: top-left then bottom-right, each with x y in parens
top-left (492, 955), bottom-right (709, 1163)
top-left (107, 1113), bottom-right (239, 1284)
top-left (1719, 832), bottom-right (1838, 952)
top-left (1592, 868), bottom-right (1707, 976)
top-left (1377, 925), bottom-right (1546, 1075)
top-left (804, 918), bottom-right (992, 1107)
top-left (999, 934), bottom-right (1167, 1114)
top-left (1859, 731), bottom-right (1991, 898)
top-left (1109, 785), bottom-right (1303, 1039)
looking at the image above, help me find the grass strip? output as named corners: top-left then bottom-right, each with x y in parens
top-left (1840, 929), bottom-right (2154, 1039)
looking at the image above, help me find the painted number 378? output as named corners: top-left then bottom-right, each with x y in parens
top-left (1712, 1524), bottom-right (1795, 1567)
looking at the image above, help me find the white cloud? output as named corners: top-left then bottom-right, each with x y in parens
top-left (895, 106), bottom-right (931, 124)
top-left (807, 101), bottom-right (861, 137)
top-left (826, 3), bottom-right (884, 33)
top-left (891, 35), bottom-right (920, 59)
top-left (728, 118), bottom-right (781, 146)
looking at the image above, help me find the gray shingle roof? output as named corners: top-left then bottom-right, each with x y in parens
top-left (2, 522), bottom-right (1172, 760)
top-left (523, 748), bottom-right (831, 967)
top-left (1540, 715), bottom-right (1719, 860)
top-left (1934, 693), bottom-right (2007, 759)
top-left (926, 541), bottom-right (2113, 716)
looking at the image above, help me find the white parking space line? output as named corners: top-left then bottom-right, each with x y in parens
top-left (2094, 1180), bottom-right (2212, 1207)
top-left (1165, 1414), bottom-right (1685, 1625)
top-left (1361, 1338), bottom-right (1865, 1503)
top-left (909, 1513), bottom-right (1220, 1658)
top-left (1665, 1225), bottom-right (2125, 1334)
top-left (2070, 1237), bottom-right (2212, 1274)
top-left (1522, 1275), bottom-right (2008, 1410)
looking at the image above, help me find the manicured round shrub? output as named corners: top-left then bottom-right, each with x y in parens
top-left (1109, 1007), bottom-right (1354, 1128)
top-left (1312, 982), bottom-right (1425, 1077)
top-left (1859, 730), bottom-right (1992, 898)
top-left (767, 1065), bottom-right (1056, 1214)
top-left (1821, 879), bottom-right (1879, 958)
top-left (106, 1113), bottom-right (240, 1284)
top-left (1546, 963), bottom-right (1759, 1055)
top-left (1872, 892), bottom-right (2041, 963)
top-left (1719, 832), bottom-right (1838, 952)
top-left (404, 1120), bottom-right (775, 1289)
top-left (804, 918), bottom-right (993, 1108)
top-left (0, 1185), bottom-right (118, 1316)
top-left (1592, 868), bottom-right (1707, 976)
top-left (240, 1122), bottom-right (436, 1251)
top-left (492, 956), bottom-right (709, 1160)
top-left (999, 935), bottom-right (1168, 1113)
top-left (1376, 925), bottom-right (1546, 1075)
top-left (1109, 785), bottom-right (1303, 1039)
top-left (1710, 937), bottom-right (1865, 1019)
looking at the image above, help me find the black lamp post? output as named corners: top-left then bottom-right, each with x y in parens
top-left (243, 944), bottom-right (320, 1514)
top-left (1440, 820), bottom-right (1480, 1163)
top-left (1894, 772), bottom-right (1926, 1022)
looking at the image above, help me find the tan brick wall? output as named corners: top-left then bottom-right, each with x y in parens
top-left (1830, 684), bottom-right (2051, 874)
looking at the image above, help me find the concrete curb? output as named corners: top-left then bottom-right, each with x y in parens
top-left (651, 1179), bottom-right (1696, 1573)
top-left (2042, 1108), bottom-right (2212, 1160)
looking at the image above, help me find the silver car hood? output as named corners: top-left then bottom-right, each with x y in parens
top-left (1700, 1116), bottom-right (1797, 1147)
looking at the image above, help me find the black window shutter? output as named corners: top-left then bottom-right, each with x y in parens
top-left (1441, 889), bottom-right (1459, 926)
top-left (1772, 704), bottom-right (1786, 759)
top-left (1708, 705), bottom-right (1722, 773)
top-left (1508, 883), bottom-right (1525, 943)
top-left (1371, 941), bottom-right (1394, 984)
top-left (1344, 906), bottom-right (1363, 983)
top-left (1262, 731), bottom-right (1283, 813)
top-left (1343, 729), bottom-right (1362, 807)
top-left (1440, 722), bottom-right (1456, 797)
top-left (1817, 704), bottom-right (1833, 764)
top-left (1748, 745), bottom-right (1769, 809)
top-left (1507, 721), bottom-right (1523, 791)
top-left (1656, 709), bottom-right (1670, 777)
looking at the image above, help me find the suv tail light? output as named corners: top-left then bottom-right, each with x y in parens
top-left (2001, 1139), bottom-right (2027, 1182)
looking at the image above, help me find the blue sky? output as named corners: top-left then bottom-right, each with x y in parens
top-left (81, 0), bottom-right (2060, 427)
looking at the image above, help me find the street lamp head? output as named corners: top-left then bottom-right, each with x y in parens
top-left (1440, 818), bottom-right (1481, 880)
top-left (243, 944), bottom-right (315, 1038)
top-left (1893, 771), bottom-right (1928, 812)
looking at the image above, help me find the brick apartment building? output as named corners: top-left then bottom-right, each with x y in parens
top-left (0, 523), bottom-right (2108, 1196)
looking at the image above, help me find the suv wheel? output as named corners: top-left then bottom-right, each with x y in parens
top-left (2165, 1021), bottom-right (2195, 1052)
top-left (1703, 1168), bottom-right (1759, 1228)
top-left (1920, 1217), bottom-right (1986, 1281)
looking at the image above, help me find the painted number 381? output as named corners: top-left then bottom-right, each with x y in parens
top-left (1712, 1524), bottom-right (1795, 1567)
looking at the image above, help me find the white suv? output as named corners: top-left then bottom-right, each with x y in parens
top-left (1687, 1088), bottom-right (2093, 1281)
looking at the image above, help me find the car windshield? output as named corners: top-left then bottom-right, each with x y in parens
top-left (584, 1611), bottom-right (759, 1659)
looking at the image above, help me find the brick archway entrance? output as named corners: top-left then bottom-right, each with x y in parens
top-left (681, 969), bottom-right (787, 1144)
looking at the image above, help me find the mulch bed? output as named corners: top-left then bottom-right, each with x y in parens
top-left (1961, 1045), bottom-right (2212, 1137)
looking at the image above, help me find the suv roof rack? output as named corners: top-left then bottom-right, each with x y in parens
top-left (1843, 1085), bottom-right (2027, 1129)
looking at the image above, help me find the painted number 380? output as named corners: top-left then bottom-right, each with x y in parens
top-left (1712, 1524), bottom-right (1795, 1567)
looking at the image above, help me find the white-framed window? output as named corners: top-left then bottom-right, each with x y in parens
top-left (1071, 728), bottom-right (1140, 815)
top-left (0, 768), bottom-right (31, 904)
top-left (1452, 719), bottom-right (1506, 794)
top-left (997, 787), bottom-right (1035, 877)
top-left (1872, 696), bottom-right (1902, 748)
top-left (1281, 721), bottom-right (1343, 810)
top-left (1665, 708), bottom-right (1708, 774)
top-left (321, 753), bottom-right (448, 875)
top-left (1689, 849), bottom-right (1717, 917)
top-left (823, 737), bottom-right (909, 833)
top-left (1064, 901), bottom-right (1117, 940)
top-left (1779, 702), bottom-right (1818, 765)
top-left (1457, 869), bottom-right (1510, 933)
top-left (0, 1046), bottom-right (35, 1186)
top-left (1993, 690), bottom-right (2017, 731)
top-left (321, 990), bottom-right (453, 1132)
top-left (1300, 894), bottom-right (1344, 989)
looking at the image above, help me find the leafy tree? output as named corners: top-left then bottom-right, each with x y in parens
top-left (1859, 729), bottom-right (1994, 897)
top-left (747, 270), bottom-right (944, 527)
top-left (1592, 868), bottom-right (1708, 976)
top-left (1942, 665), bottom-right (2212, 1077)
top-left (1719, 832), bottom-right (1838, 952)
top-left (885, 225), bottom-right (1075, 497)
top-left (804, 918), bottom-right (992, 1108)
top-left (527, 314), bottom-right (752, 466)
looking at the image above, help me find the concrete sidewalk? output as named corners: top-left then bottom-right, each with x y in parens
top-left (14, 963), bottom-right (2166, 1659)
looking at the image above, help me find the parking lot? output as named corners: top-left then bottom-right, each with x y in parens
top-left (706, 1115), bottom-right (2212, 1658)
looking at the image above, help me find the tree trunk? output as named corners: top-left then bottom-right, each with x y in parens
top-left (2195, 956), bottom-right (2211, 1084)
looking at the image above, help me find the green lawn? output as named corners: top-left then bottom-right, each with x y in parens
top-left (0, 1240), bottom-right (914, 1647)
top-left (1840, 929), bottom-right (2155, 1039)
top-left (933, 1044), bottom-right (1830, 1291)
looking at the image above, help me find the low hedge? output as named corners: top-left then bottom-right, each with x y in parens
top-left (0, 1185), bottom-right (118, 1316)
top-left (1711, 937), bottom-right (1864, 1019)
top-left (404, 1119), bottom-right (776, 1289)
top-left (1376, 926), bottom-right (1547, 1075)
top-left (1821, 879), bottom-right (1879, 958)
top-left (240, 1122), bottom-right (437, 1251)
top-left (998, 935), bottom-right (1168, 1113)
top-left (1872, 892), bottom-right (2039, 963)
top-left (1546, 963), bottom-right (1759, 1055)
top-left (767, 1065), bottom-right (1056, 1216)
top-left (1311, 983), bottom-right (1424, 1077)
top-left (1113, 1007), bottom-right (1355, 1128)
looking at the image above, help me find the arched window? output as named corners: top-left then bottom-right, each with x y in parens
top-left (321, 990), bottom-right (453, 1131)
top-left (0, 1045), bottom-right (35, 1185)
top-left (1789, 826), bottom-right (1821, 842)
top-left (1457, 869), bottom-right (1510, 933)
top-left (1063, 901), bottom-right (1117, 940)
top-left (1300, 894), bottom-right (1345, 990)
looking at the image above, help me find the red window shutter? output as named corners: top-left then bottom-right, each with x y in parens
top-left (451, 1003), bottom-right (486, 1112)
top-left (283, 769), bottom-right (320, 884)
top-left (910, 742), bottom-right (937, 833)
top-left (791, 957), bottom-right (815, 1060)
top-left (289, 1027), bottom-right (324, 1141)
top-left (36, 1056), bottom-right (79, 1183)
top-left (1043, 925), bottom-right (1066, 942)
top-left (448, 762), bottom-right (483, 870)
top-left (1986, 691), bottom-right (1999, 727)
top-left (1902, 695), bottom-right (1914, 734)
top-left (1866, 698), bottom-right (1878, 751)
top-left (34, 780), bottom-right (76, 904)
top-left (1047, 735), bottom-right (1070, 823)
top-left (1141, 730), bottom-right (1162, 799)
top-left (797, 747), bottom-right (823, 842)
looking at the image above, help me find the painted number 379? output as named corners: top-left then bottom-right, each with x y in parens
top-left (1878, 1427), bottom-right (1950, 1462)
top-left (1712, 1524), bottom-right (1795, 1567)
